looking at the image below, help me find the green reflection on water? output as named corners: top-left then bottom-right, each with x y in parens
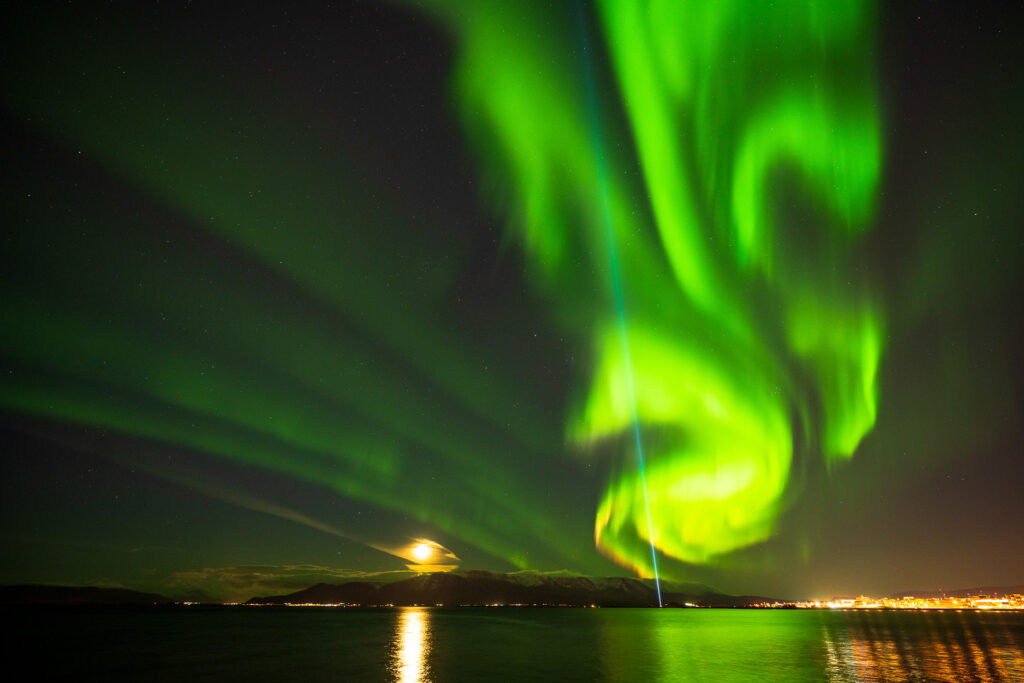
top-left (402, 608), bottom-right (1023, 682)
top-left (16, 606), bottom-right (1024, 681)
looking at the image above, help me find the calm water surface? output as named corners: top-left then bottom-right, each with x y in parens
top-left (13, 606), bottom-right (1024, 681)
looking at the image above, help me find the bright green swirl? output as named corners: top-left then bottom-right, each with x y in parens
top-left (582, 322), bottom-right (791, 572)
top-left (409, 0), bottom-right (884, 575)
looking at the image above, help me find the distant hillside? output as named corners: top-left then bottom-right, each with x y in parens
top-left (0, 585), bottom-right (169, 605)
top-left (888, 585), bottom-right (1024, 599)
top-left (247, 570), bottom-right (776, 607)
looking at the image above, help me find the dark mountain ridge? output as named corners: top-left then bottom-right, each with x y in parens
top-left (0, 584), bottom-right (169, 605)
top-left (247, 570), bottom-right (775, 607)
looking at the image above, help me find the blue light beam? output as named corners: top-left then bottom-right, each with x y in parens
top-left (576, 2), bottom-right (663, 607)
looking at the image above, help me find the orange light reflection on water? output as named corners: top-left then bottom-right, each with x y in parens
top-left (823, 611), bottom-right (1023, 681)
top-left (390, 607), bottom-right (431, 683)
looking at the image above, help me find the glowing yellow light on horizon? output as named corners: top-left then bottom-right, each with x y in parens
top-left (412, 543), bottom-right (432, 562)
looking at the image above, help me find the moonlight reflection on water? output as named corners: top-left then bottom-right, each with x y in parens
top-left (391, 607), bottom-right (431, 683)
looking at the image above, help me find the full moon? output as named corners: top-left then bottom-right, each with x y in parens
top-left (412, 543), bottom-right (432, 562)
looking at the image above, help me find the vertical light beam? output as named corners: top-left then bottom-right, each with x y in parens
top-left (576, 2), bottom-right (662, 607)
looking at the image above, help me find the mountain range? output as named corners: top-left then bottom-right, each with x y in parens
top-left (246, 570), bottom-right (773, 607)
top-left (4, 575), bottom-right (1021, 607)
top-left (0, 584), bottom-right (169, 605)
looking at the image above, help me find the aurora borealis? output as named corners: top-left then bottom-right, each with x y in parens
top-left (1, 2), bottom-right (1022, 602)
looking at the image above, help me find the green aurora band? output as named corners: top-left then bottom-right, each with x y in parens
top-left (0, 0), bottom-right (885, 582)
top-left (1, 3), bottom-right (591, 571)
top-left (415, 0), bottom-right (883, 577)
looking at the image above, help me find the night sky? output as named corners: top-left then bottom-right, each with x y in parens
top-left (1, 1), bottom-right (1021, 603)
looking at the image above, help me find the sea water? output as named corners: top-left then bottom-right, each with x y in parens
top-left (12, 606), bottom-right (1024, 681)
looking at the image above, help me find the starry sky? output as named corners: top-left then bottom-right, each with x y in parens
top-left (1, 1), bottom-right (1021, 602)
